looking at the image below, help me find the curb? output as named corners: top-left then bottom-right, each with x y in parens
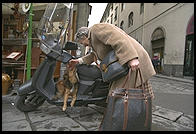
top-left (154, 74), bottom-right (194, 84)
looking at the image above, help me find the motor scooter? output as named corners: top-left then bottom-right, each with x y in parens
top-left (15, 3), bottom-right (109, 112)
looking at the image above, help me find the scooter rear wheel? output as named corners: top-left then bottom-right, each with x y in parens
top-left (15, 91), bottom-right (46, 112)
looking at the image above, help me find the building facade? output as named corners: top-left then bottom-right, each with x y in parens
top-left (2, 3), bottom-right (92, 81)
top-left (100, 3), bottom-right (194, 77)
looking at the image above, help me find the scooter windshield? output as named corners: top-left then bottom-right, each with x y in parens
top-left (37, 3), bottom-right (72, 51)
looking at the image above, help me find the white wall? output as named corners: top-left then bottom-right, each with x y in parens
top-left (143, 3), bottom-right (194, 65)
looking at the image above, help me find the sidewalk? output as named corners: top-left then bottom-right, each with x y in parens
top-left (2, 93), bottom-right (194, 131)
top-left (2, 73), bottom-right (194, 131)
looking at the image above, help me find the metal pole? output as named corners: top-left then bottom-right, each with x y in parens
top-left (26, 3), bottom-right (33, 80)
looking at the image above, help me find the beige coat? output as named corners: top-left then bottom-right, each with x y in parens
top-left (81, 23), bottom-right (156, 90)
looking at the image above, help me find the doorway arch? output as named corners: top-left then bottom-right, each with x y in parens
top-left (183, 15), bottom-right (194, 76)
top-left (151, 27), bottom-right (165, 73)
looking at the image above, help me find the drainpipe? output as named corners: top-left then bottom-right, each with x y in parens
top-left (141, 3), bottom-right (145, 46)
top-left (26, 3), bottom-right (33, 80)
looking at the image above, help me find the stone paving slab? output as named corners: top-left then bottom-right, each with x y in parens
top-left (2, 120), bottom-right (32, 131)
top-left (2, 102), bottom-right (15, 112)
top-left (65, 106), bottom-right (98, 118)
top-left (2, 101), bottom-right (27, 124)
top-left (28, 104), bottom-right (67, 123)
top-left (176, 114), bottom-right (194, 128)
top-left (152, 106), bottom-right (183, 121)
top-left (88, 104), bottom-right (105, 114)
top-left (72, 110), bottom-right (103, 131)
top-left (152, 105), bottom-right (194, 131)
top-left (31, 117), bottom-right (86, 131)
top-left (152, 115), bottom-right (193, 131)
top-left (2, 110), bottom-right (26, 124)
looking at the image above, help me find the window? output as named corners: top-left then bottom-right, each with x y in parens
top-left (120, 21), bottom-right (124, 30)
top-left (128, 12), bottom-right (133, 27)
top-left (111, 14), bottom-right (113, 24)
top-left (111, 3), bottom-right (113, 11)
top-left (101, 15), bottom-right (106, 23)
top-left (106, 9), bottom-right (110, 18)
top-left (121, 3), bottom-right (125, 12)
top-left (102, 16), bottom-right (106, 23)
top-left (114, 7), bottom-right (118, 21)
top-left (140, 3), bottom-right (144, 14)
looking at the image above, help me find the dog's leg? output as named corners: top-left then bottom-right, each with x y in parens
top-left (70, 84), bottom-right (78, 107)
top-left (63, 88), bottom-right (70, 111)
top-left (70, 95), bottom-right (77, 107)
top-left (53, 81), bottom-right (64, 100)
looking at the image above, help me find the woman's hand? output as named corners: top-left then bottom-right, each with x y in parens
top-left (128, 58), bottom-right (139, 71)
top-left (68, 59), bottom-right (79, 70)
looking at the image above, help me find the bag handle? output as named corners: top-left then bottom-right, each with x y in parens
top-left (122, 68), bottom-right (144, 90)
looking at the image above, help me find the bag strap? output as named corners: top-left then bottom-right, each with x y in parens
top-left (122, 68), bottom-right (144, 90)
top-left (135, 68), bottom-right (145, 89)
top-left (122, 69), bottom-right (130, 88)
top-left (122, 68), bottom-right (148, 130)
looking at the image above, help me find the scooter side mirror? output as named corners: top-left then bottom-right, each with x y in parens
top-left (63, 41), bottom-right (78, 51)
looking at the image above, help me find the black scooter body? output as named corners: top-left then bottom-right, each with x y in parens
top-left (17, 50), bottom-right (72, 100)
top-left (16, 44), bottom-right (109, 110)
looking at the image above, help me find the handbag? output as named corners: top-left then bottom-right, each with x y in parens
top-left (100, 50), bottom-right (129, 82)
top-left (99, 68), bottom-right (152, 131)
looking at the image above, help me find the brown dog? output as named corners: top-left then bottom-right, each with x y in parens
top-left (53, 66), bottom-right (78, 111)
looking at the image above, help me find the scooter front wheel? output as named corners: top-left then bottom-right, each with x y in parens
top-left (15, 91), bottom-right (46, 112)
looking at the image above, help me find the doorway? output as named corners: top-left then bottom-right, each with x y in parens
top-left (151, 27), bottom-right (165, 73)
top-left (183, 34), bottom-right (194, 76)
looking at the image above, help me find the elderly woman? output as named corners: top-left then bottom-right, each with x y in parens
top-left (69, 23), bottom-right (155, 130)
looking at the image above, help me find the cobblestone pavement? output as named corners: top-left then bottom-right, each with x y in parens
top-left (149, 75), bottom-right (194, 95)
top-left (2, 75), bottom-right (194, 131)
top-left (149, 75), bottom-right (194, 116)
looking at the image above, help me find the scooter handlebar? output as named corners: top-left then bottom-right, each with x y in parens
top-left (63, 41), bottom-right (78, 51)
